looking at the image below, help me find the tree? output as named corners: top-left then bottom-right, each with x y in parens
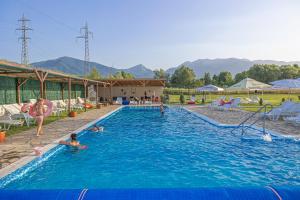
top-left (192, 79), bottom-right (204, 88)
top-left (234, 71), bottom-right (248, 83)
top-left (153, 69), bottom-right (166, 79)
top-left (247, 64), bottom-right (280, 83)
top-left (212, 74), bottom-right (219, 86)
top-left (279, 65), bottom-right (300, 79)
top-left (113, 71), bottom-right (134, 79)
top-left (86, 67), bottom-right (101, 80)
top-left (203, 72), bottom-right (212, 85)
top-left (170, 65), bottom-right (196, 88)
top-left (218, 71), bottom-right (233, 87)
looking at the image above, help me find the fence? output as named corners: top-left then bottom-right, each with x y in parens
top-left (0, 77), bottom-right (84, 105)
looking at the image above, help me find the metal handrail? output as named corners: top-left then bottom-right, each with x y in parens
top-left (231, 104), bottom-right (273, 135)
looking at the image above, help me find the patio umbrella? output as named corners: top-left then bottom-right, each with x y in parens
top-left (196, 85), bottom-right (224, 101)
top-left (227, 78), bottom-right (271, 97)
top-left (270, 79), bottom-right (300, 89)
top-left (196, 84), bottom-right (224, 92)
top-left (270, 79), bottom-right (300, 98)
top-left (228, 78), bottom-right (271, 91)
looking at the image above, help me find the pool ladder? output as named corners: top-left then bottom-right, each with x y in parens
top-left (231, 104), bottom-right (273, 135)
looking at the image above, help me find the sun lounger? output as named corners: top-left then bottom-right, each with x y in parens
top-left (0, 106), bottom-right (24, 130)
top-left (284, 114), bottom-right (300, 126)
top-left (264, 101), bottom-right (299, 121)
top-left (187, 95), bottom-right (196, 105)
top-left (219, 98), bottom-right (241, 111)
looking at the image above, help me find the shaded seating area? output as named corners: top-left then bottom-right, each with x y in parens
top-left (0, 60), bottom-right (109, 130)
top-left (98, 79), bottom-right (165, 105)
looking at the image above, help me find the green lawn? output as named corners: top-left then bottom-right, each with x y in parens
top-left (167, 93), bottom-right (300, 112)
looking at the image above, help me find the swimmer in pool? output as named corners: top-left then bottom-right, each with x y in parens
top-left (160, 103), bottom-right (164, 115)
top-left (88, 125), bottom-right (104, 132)
top-left (59, 133), bottom-right (87, 149)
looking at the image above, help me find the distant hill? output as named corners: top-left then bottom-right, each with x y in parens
top-left (32, 57), bottom-right (154, 78)
top-left (32, 56), bottom-right (300, 78)
top-left (166, 58), bottom-right (300, 77)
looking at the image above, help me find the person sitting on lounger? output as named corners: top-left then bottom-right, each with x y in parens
top-left (59, 133), bottom-right (87, 149)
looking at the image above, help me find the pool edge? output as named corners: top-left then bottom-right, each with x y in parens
top-left (0, 106), bottom-right (124, 179)
top-left (183, 106), bottom-right (298, 139)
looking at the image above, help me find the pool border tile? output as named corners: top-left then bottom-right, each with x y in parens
top-left (0, 106), bottom-right (123, 180)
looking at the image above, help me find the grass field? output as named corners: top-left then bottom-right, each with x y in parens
top-left (167, 93), bottom-right (300, 112)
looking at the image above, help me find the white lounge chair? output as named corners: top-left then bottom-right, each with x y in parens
top-left (69, 99), bottom-right (84, 110)
top-left (265, 101), bottom-right (299, 121)
top-left (284, 114), bottom-right (300, 126)
top-left (219, 98), bottom-right (241, 111)
top-left (2, 104), bottom-right (35, 126)
top-left (0, 106), bottom-right (24, 130)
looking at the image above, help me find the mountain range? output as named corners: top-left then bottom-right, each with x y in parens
top-left (31, 56), bottom-right (300, 78)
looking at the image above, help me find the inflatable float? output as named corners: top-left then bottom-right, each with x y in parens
top-left (29, 99), bottom-right (53, 117)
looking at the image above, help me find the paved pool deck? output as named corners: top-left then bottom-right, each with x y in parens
top-left (0, 105), bottom-right (120, 174)
top-left (186, 105), bottom-right (300, 137)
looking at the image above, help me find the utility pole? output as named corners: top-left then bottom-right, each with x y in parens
top-left (16, 14), bottom-right (32, 65)
top-left (77, 22), bottom-right (93, 76)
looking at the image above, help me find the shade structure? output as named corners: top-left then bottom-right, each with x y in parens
top-left (271, 79), bottom-right (300, 89)
top-left (196, 84), bottom-right (224, 92)
top-left (227, 78), bottom-right (271, 90)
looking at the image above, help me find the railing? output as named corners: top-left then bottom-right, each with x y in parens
top-left (231, 104), bottom-right (273, 135)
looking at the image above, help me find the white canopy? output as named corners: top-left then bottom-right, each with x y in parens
top-left (228, 78), bottom-right (271, 90)
top-left (196, 84), bottom-right (224, 92)
top-left (270, 79), bottom-right (300, 89)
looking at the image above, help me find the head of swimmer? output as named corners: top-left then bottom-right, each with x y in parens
top-left (71, 133), bottom-right (77, 141)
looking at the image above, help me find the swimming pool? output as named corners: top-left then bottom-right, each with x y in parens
top-left (1, 106), bottom-right (300, 189)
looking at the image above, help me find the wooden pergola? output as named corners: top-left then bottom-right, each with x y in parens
top-left (99, 79), bottom-right (166, 100)
top-left (0, 60), bottom-right (110, 112)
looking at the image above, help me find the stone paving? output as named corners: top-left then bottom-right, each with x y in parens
top-left (0, 105), bottom-right (120, 169)
top-left (187, 106), bottom-right (300, 137)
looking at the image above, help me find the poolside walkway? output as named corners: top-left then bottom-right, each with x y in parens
top-left (186, 106), bottom-right (300, 137)
top-left (0, 105), bottom-right (120, 170)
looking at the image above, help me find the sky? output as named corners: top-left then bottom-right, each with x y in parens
top-left (1, 0), bottom-right (300, 69)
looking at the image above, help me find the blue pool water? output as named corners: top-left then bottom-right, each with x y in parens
top-left (1, 106), bottom-right (300, 189)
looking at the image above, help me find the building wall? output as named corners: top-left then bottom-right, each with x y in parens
top-left (0, 76), bottom-right (85, 105)
top-left (98, 86), bottom-right (164, 101)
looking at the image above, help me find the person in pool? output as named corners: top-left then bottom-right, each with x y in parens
top-left (160, 102), bottom-right (164, 115)
top-left (88, 125), bottom-right (104, 132)
top-left (59, 133), bottom-right (87, 149)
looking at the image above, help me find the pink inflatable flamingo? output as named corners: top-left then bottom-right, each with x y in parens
top-left (29, 99), bottom-right (53, 117)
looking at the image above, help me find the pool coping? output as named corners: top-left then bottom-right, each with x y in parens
top-left (183, 106), bottom-right (297, 139)
top-left (0, 106), bottom-right (124, 179)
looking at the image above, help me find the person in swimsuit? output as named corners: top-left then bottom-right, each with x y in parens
top-left (35, 98), bottom-right (46, 136)
top-left (88, 125), bottom-right (104, 132)
top-left (160, 102), bottom-right (164, 115)
top-left (59, 133), bottom-right (87, 149)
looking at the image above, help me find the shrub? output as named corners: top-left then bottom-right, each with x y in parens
top-left (202, 98), bottom-right (205, 104)
top-left (179, 94), bottom-right (185, 104)
top-left (259, 98), bottom-right (263, 106)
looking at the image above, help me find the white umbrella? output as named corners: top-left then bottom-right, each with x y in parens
top-left (196, 84), bottom-right (224, 92)
top-left (196, 84), bottom-right (224, 101)
top-left (270, 79), bottom-right (300, 99)
top-left (270, 79), bottom-right (300, 89)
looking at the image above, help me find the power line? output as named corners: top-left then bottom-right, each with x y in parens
top-left (16, 14), bottom-right (32, 65)
top-left (16, 0), bottom-right (78, 33)
top-left (77, 22), bottom-right (93, 76)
